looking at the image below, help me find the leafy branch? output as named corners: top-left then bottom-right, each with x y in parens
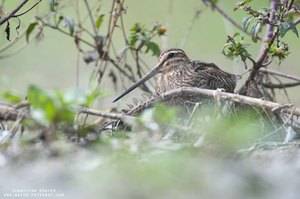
top-left (219, 0), bottom-right (300, 96)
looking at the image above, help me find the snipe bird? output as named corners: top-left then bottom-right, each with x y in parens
top-left (113, 48), bottom-right (237, 104)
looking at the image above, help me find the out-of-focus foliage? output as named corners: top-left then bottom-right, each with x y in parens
top-left (129, 23), bottom-right (166, 57)
top-left (26, 86), bottom-right (104, 126)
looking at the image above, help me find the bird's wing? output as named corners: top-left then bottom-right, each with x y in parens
top-left (190, 60), bottom-right (236, 92)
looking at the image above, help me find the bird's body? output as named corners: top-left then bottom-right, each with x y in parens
top-left (113, 48), bottom-right (237, 107)
top-left (155, 60), bottom-right (236, 94)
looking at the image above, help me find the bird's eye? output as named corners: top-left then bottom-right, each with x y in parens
top-left (168, 53), bottom-right (175, 58)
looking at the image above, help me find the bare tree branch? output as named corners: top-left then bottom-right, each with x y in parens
top-left (0, 104), bottom-right (18, 121)
top-left (126, 87), bottom-right (300, 116)
top-left (262, 82), bottom-right (300, 89)
top-left (12, 0), bottom-right (42, 18)
top-left (0, 0), bottom-right (28, 25)
top-left (83, 0), bottom-right (98, 36)
top-left (259, 68), bottom-right (300, 82)
top-left (294, 17), bottom-right (300, 26)
top-left (78, 108), bottom-right (136, 125)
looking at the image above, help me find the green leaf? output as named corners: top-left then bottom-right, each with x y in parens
top-left (249, 22), bottom-right (260, 42)
top-left (145, 42), bottom-right (160, 57)
top-left (211, 0), bottom-right (219, 4)
top-left (268, 42), bottom-right (289, 64)
top-left (233, 32), bottom-right (244, 40)
top-left (222, 33), bottom-right (251, 68)
top-left (27, 85), bottom-right (57, 124)
top-left (242, 16), bottom-right (253, 32)
top-left (64, 16), bottom-right (75, 35)
top-left (26, 22), bottom-right (38, 42)
top-left (95, 14), bottom-right (104, 29)
top-left (1, 91), bottom-right (22, 103)
top-left (279, 22), bottom-right (290, 37)
top-left (287, 19), bottom-right (299, 38)
top-left (129, 34), bottom-right (137, 48)
top-left (48, 0), bottom-right (58, 12)
top-left (153, 104), bottom-right (178, 123)
top-left (129, 23), bottom-right (143, 48)
top-left (252, 22), bottom-right (262, 42)
top-left (234, 0), bottom-right (253, 11)
top-left (5, 21), bottom-right (10, 41)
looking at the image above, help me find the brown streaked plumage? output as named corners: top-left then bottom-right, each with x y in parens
top-left (113, 48), bottom-right (237, 104)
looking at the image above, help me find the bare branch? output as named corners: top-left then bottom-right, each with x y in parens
top-left (180, 9), bottom-right (202, 48)
top-left (256, 0), bottom-right (279, 67)
top-left (295, 17), bottom-right (300, 26)
top-left (78, 107), bottom-right (136, 125)
top-left (127, 87), bottom-right (300, 116)
top-left (288, 0), bottom-right (295, 10)
top-left (36, 17), bottom-right (96, 48)
top-left (259, 68), bottom-right (300, 82)
top-left (0, 0), bottom-right (28, 25)
top-left (96, 0), bottom-right (125, 82)
top-left (0, 104), bottom-right (18, 121)
top-left (262, 82), bottom-right (300, 89)
top-left (13, 0), bottom-right (42, 18)
top-left (83, 0), bottom-right (98, 36)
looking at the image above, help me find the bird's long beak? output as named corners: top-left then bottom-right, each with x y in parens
top-left (113, 63), bottom-right (161, 103)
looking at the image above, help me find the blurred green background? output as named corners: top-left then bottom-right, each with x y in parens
top-left (1, 0), bottom-right (300, 105)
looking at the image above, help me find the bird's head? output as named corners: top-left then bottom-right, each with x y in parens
top-left (113, 48), bottom-right (189, 102)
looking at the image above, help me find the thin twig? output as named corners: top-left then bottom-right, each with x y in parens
top-left (97, 0), bottom-right (124, 83)
top-left (36, 17), bottom-right (96, 48)
top-left (180, 9), bottom-right (202, 48)
top-left (257, 0), bottom-right (278, 64)
top-left (107, 58), bottom-right (136, 83)
top-left (294, 17), bottom-right (300, 26)
top-left (203, 0), bottom-right (262, 40)
top-left (83, 0), bottom-right (98, 36)
top-left (259, 68), bottom-right (300, 82)
top-left (0, 0), bottom-right (28, 25)
top-left (13, 100), bottom-right (29, 109)
top-left (0, 26), bottom-right (42, 59)
top-left (288, 0), bottom-right (295, 10)
top-left (256, 0), bottom-right (279, 67)
top-left (75, 0), bottom-right (83, 88)
top-left (259, 106), bottom-right (295, 141)
top-left (78, 107), bottom-right (136, 125)
top-left (262, 82), bottom-right (300, 89)
top-left (135, 49), bottom-right (142, 78)
top-left (12, 0), bottom-right (42, 17)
